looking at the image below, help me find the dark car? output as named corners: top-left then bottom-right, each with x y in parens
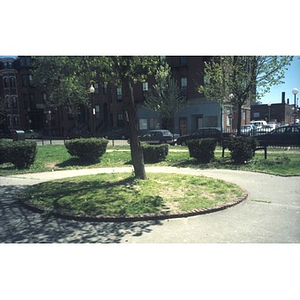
top-left (256, 124), bottom-right (300, 147)
top-left (137, 130), bottom-right (178, 145)
top-left (24, 129), bottom-right (43, 139)
top-left (177, 128), bottom-right (225, 146)
top-left (66, 128), bottom-right (92, 139)
top-left (101, 127), bottom-right (130, 140)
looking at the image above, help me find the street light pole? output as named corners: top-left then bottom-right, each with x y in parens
top-left (89, 84), bottom-right (95, 136)
top-left (292, 88), bottom-right (298, 124)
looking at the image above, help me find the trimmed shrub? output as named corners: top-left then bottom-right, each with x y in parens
top-left (0, 141), bottom-right (37, 169)
top-left (0, 139), bottom-right (11, 164)
top-left (227, 136), bottom-right (257, 164)
top-left (187, 138), bottom-right (217, 163)
top-left (141, 143), bottom-right (169, 163)
top-left (65, 138), bottom-right (108, 162)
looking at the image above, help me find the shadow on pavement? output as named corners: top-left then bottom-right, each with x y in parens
top-left (0, 185), bottom-right (161, 243)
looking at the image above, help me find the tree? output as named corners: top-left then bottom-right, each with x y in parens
top-left (99, 56), bottom-right (161, 179)
top-left (32, 56), bottom-right (99, 115)
top-left (32, 56), bottom-right (161, 179)
top-left (144, 63), bottom-right (187, 132)
top-left (199, 56), bottom-right (293, 135)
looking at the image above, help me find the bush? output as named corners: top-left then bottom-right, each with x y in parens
top-left (227, 137), bottom-right (257, 164)
top-left (0, 141), bottom-right (37, 168)
top-left (0, 139), bottom-right (11, 164)
top-left (65, 138), bottom-right (108, 162)
top-left (187, 138), bottom-right (217, 163)
top-left (141, 143), bottom-right (169, 163)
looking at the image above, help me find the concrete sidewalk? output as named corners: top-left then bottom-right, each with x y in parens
top-left (1, 167), bottom-right (300, 243)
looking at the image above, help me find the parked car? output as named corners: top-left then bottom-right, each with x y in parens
top-left (66, 128), bottom-right (92, 139)
top-left (256, 124), bottom-right (278, 135)
top-left (24, 129), bottom-right (43, 139)
top-left (133, 130), bottom-right (178, 145)
top-left (176, 128), bottom-right (223, 146)
top-left (256, 124), bottom-right (300, 146)
top-left (100, 127), bottom-right (130, 140)
top-left (239, 124), bottom-right (257, 137)
top-left (250, 120), bottom-right (267, 129)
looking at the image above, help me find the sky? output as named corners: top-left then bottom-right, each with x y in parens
top-left (259, 56), bottom-right (300, 105)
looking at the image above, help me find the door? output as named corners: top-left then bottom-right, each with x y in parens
top-left (179, 118), bottom-right (187, 136)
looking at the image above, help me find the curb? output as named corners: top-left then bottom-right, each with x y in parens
top-left (18, 193), bottom-right (248, 223)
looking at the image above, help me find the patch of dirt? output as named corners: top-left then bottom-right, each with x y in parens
top-left (45, 163), bottom-right (58, 169)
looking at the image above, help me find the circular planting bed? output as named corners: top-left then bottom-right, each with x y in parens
top-left (20, 173), bottom-right (247, 222)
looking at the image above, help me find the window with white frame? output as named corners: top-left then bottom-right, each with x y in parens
top-left (142, 82), bottom-right (148, 92)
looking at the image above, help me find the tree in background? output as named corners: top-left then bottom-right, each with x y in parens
top-left (32, 56), bottom-right (99, 117)
top-left (99, 56), bottom-right (161, 179)
top-left (199, 56), bottom-right (293, 135)
top-left (144, 63), bottom-right (187, 132)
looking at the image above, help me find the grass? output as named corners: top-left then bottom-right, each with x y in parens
top-left (24, 173), bottom-right (244, 217)
top-left (1, 144), bottom-right (300, 176)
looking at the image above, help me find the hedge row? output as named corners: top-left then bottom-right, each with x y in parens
top-left (65, 138), bottom-right (109, 162)
top-left (187, 138), bottom-right (217, 163)
top-left (0, 140), bottom-right (37, 169)
top-left (227, 137), bottom-right (257, 164)
top-left (186, 137), bottom-right (257, 164)
top-left (141, 143), bottom-right (169, 163)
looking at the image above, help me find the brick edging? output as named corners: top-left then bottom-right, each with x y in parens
top-left (18, 193), bottom-right (248, 223)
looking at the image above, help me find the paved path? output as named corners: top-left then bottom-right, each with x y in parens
top-left (0, 167), bottom-right (299, 243)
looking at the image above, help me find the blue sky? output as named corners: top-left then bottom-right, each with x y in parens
top-left (259, 56), bottom-right (300, 105)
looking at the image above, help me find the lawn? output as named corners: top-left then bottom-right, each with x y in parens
top-left (24, 172), bottom-right (245, 217)
top-left (0, 144), bottom-right (300, 176)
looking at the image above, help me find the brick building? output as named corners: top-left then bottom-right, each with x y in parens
top-left (251, 92), bottom-right (296, 125)
top-left (1, 56), bottom-right (252, 138)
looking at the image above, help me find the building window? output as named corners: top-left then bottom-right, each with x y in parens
top-left (5, 96), bottom-right (10, 108)
top-left (253, 112), bottom-right (260, 118)
top-left (103, 82), bottom-right (108, 95)
top-left (4, 77), bottom-right (9, 88)
top-left (94, 82), bottom-right (99, 94)
top-left (116, 87), bottom-right (122, 101)
top-left (13, 115), bottom-right (19, 127)
top-left (180, 77), bottom-right (188, 96)
top-left (139, 119), bottom-right (148, 130)
top-left (117, 113), bottom-right (124, 127)
top-left (12, 96), bottom-right (18, 109)
top-left (10, 77), bottom-right (16, 88)
top-left (142, 82), bottom-right (148, 92)
top-left (95, 105), bottom-right (100, 119)
top-left (28, 74), bottom-right (33, 86)
top-left (204, 116), bottom-right (218, 127)
top-left (149, 118), bottom-right (159, 129)
top-left (42, 92), bottom-right (47, 102)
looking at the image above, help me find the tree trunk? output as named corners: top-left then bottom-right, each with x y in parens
top-left (123, 77), bottom-right (147, 180)
top-left (237, 101), bottom-right (242, 136)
